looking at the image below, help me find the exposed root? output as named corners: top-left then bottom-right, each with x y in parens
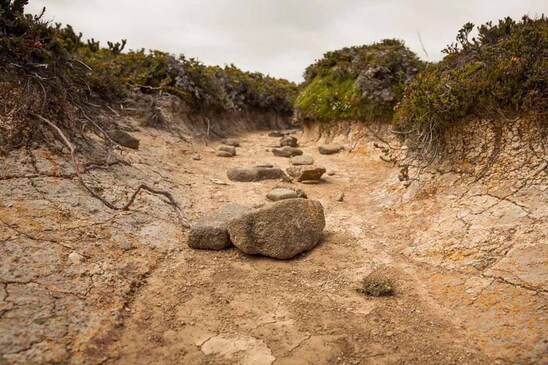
top-left (34, 114), bottom-right (190, 228)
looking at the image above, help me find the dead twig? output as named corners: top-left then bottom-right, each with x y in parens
top-left (34, 114), bottom-right (190, 228)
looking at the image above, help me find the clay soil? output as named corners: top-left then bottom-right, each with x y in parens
top-left (0, 126), bottom-right (546, 364)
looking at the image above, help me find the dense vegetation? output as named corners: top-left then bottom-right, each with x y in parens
top-left (0, 1), bottom-right (296, 152)
top-left (294, 39), bottom-right (424, 123)
top-left (395, 16), bottom-right (547, 149)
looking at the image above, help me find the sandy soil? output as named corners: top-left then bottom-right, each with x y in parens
top-left (0, 126), bottom-right (546, 364)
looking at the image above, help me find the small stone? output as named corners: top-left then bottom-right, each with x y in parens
top-left (268, 131), bottom-right (286, 137)
top-left (286, 166), bottom-right (326, 182)
top-left (216, 151), bottom-right (234, 158)
top-left (337, 192), bottom-right (345, 202)
top-left (266, 188), bottom-right (300, 201)
top-left (192, 154), bottom-right (202, 161)
top-left (227, 167), bottom-right (290, 182)
top-left (301, 180), bottom-right (320, 185)
top-left (280, 136), bottom-right (298, 147)
top-left (319, 145), bottom-right (343, 155)
top-left (290, 155), bottom-right (314, 166)
top-left (272, 146), bottom-right (303, 158)
top-left (187, 203), bottom-right (251, 250)
top-left (108, 130), bottom-right (140, 149)
top-left (327, 171), bottom-right (336, 176)
top-left (68, 252), bottom-right (85, 264)
top-left (221, 138), bottom-right (240, 147)
top-left (218, 146), bottom-right (236, 156)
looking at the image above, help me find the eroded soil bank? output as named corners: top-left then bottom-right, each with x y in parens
top-left (0, 117), bottom-right (546, 364)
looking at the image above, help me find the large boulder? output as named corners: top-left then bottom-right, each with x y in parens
top-left (286, 166), bottom-right (326, 182)
top-left (266, 188), bottom-right (306, 202)
top-left (108, 130), bottom-right (140, 150)
top-left (227, 167), bottom-right (289, 182)
top-left (280, 136), bottom-right (298, 147)
top-left (221, 138), bottom-right (240, 147)
top-left (188, 204), bottom-right (251, 250)
top-left (290, 155), bottom-right (314, 166)
top-left (319, 145), bottom-right (343, 155)
top-left (228, 199), bottom-right (325, 259)
top-left (272, 146), bottom-right (303, 158)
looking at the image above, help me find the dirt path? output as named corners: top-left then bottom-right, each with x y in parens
top-left (1, 128), bottom-right (545, 364)
top-left (97, 131), bottom-right (491, 365)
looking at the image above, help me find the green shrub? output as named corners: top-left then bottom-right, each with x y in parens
top-left (295, 39), bottom-right (424, 123)
top-left (395, 16), bottom-right (547, 150)
top-left (358, 277), bottom-right (394, 297)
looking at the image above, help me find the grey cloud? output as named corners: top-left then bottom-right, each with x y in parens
top-left (28, 0), bottom-right (547, 82)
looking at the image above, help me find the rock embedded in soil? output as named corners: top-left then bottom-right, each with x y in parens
top-left (216, 151), bottom-right (234, 158)
top-left (219, 146), bottom-right (236, 155)
top-left (272, 146), bottom-right (303, 158)
top-left (108, 130), bottom-right (140, 149)
top-left (192, 154), bottom-right (202, 161)
top-left (266, 188), bottom-right (306, 201)
top-left (319, 145), bottom-right (343, 155)
top-left (221, 138), bottom-right (240, 147)
top-left (280, 136), bottom-right (298, 147)
top-left (228, 199), bottom-right (325, 259)
top-left (268, 131), bottom-right (286, 137)
top-left (286, 166), bottom-right (326, 182)
top-left (227, 167), bottom-right (289, 182)
top-left (68, 252), bottom-right (85, 264)
top-left (187, 203), bottom-right (251, 250)
top-left (290, 155), bottom-right (314, 166)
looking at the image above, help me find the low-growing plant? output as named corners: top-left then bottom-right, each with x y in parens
top-left (357, 276), bottom-right (395, 297)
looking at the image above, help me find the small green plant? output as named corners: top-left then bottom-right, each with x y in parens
top-left (358, 277), bottom-right (394, 297)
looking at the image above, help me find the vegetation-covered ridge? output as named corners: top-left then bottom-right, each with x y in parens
top-left (395, 15), bottom-right (547, 152)
top-left (0, 1), bottom-right (297, 153)
top-left (295, 39), bottom-right (424, 123)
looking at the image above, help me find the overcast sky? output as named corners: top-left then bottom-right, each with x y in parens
top-left (28, 0), bottom-right (547, 82)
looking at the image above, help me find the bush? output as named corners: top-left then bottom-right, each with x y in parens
top-left (395, 16), bottom-right (548, 152)
top-left (295, 39), bottom-right (424, 123)
top-left (357, 277), bottom-right (394, 297)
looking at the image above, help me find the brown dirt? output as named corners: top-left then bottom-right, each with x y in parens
top-left (0, 123), bottom-right (546, 364)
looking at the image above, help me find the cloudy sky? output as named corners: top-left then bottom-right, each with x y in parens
top-left (28, 0), bottom-right (547, 82)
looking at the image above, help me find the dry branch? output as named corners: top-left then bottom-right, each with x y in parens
top-left (34, 114), bottom-right (190, 228)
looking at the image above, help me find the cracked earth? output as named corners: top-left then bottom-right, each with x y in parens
top-left (0, 120), bottom-right (546, 364)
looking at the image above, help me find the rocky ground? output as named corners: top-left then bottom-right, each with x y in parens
top-left (0, 121), bottom-right (546, 364)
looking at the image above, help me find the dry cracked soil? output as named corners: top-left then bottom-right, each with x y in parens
top-left (0, 125), bottom-right (546, 365)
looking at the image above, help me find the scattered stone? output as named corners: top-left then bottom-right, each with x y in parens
top-left (268, 131), bottom-right (286, 137)
top-left (280, 136), bottom-right (298, 147)
top-left (188, 203), bottom-right (250, 250)
top-left (227, 167), bottom-right (290, 182)
top-left (219, 146), bottom-right (236, 155)
top-left (192, 154), bottom-right (202, 161)
top-left (272, 146), bottom-right (303, 158)
top-left (327, 171), bottom-right (336, 176)
top-left (286, 166), bottom-right (326, 182)
top-left (337, 192), bottom-right (345, 202)
top-left (266, 188), bottom-right (302, 201)
top-left (210, 178), bottom-right (228, 185)
top-left (68, 252), bottom-right (85, 264)
top-left (319, 145), bottom-right (343, 155)
top-left (228, 199), bottom-right (325, 259)
top-left (108, 130), bottom-right (140, 149)
top-left (216, 151), bottom-right (234, 158)
top-left (290, 155), bottom-right (314, 166)
top-left (221, 138), bottom-right (240, 147)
